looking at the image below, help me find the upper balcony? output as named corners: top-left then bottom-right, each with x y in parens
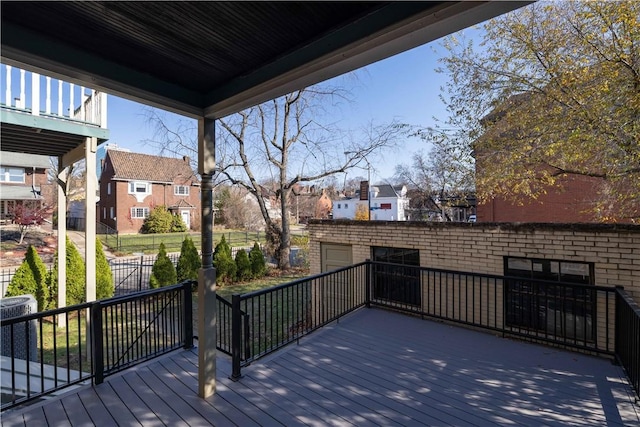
top-left (0, 64), bottom-right (109, 158)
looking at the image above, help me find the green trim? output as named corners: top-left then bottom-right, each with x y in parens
top-left (1, 109), bottom-right (110, 140)
top-left (1, 22), bottom-right (204, 114)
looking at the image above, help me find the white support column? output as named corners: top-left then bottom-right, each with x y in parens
top-left (85, 138), bottom-right (98, 360)
top-left (198, 117), bottom-right (217, 398)
top-left (85, 137), bottom-right (97, 303)
top-left (31, 73), bottom-right (40, 117)
top-left (57, 160), bottom-right (68, 327)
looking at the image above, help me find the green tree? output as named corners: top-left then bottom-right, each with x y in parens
top-left (96, 242), bottom-right (114, 300)
top-left (149, 242), bottom-right (177, 288)
top-left (48, 236), bottom-right (86, 307)
top-left (177, 236), bottom-right (200, 282)
top-left (235, 249), bottom-right (252, 281)
top-left (141, 206), bottom-right (173, 234)
top-left (5, 245), bottom-right (49, 311)
top-left (249, 242), bottom-right (266, 279)
top-left (435, 1), bottom-right (640, 221)
top-left (213, 235), bottom-right (236, 284)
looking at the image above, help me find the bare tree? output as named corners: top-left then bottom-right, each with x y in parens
top-left (218, 88), bottom-right (404, 268)
top-left (144, 85), bottom-right (404, 269)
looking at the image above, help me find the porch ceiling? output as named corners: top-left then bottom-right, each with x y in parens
top-left (1, 1), bottom-right (528, 123)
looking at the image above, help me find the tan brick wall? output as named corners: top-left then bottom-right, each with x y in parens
top-left (308, 221), bottom-right (640, 302)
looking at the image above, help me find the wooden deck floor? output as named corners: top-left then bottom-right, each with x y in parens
top-left (2, 308), bottom-right (639, 426)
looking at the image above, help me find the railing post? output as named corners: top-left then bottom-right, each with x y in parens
top-left (91, 302), bottom-right (104, 384)
top-left (231, 294), bottom-right (242, 381)
top-left (365, 259), bottom-right (371, 308)
top-left (138, 255), bottom-right (144, 291)
top-left (183, 281), bottom-right (194, 349)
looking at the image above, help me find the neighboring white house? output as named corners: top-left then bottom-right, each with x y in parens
top-left (332, 183), bottom-right (409, 221)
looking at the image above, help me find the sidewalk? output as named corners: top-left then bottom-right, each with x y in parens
top-left (65, 230), bottom-right (117, 261)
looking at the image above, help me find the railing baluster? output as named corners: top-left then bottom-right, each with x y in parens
top-left (5, 64), bottom-right (11, 106)
top-left (57, 80), bottom-right (63, 116)
top-left (18, 69), bottom-right (25, 109)
top-left (31, 73), bottom-right (40, 116)
top-left (45, 76), bottom-right (51, 114)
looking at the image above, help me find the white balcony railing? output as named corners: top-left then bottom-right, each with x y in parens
top-left (2, 64), bottom-right (107, 128)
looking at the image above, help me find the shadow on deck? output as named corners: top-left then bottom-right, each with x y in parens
top-left (2, 308), bottom-right (639, 426)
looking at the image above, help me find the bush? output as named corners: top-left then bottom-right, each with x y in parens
top-left (177, 236), bottom-right (200, 282)
top-left (48, 236), bottom-right (86, 307)
top-left (171, 215), bottom-right (188, 232)
top-left (235, 249), bottom-right (252, 281)
top-left (149, 243), bottom-right (177, 288)
top-left (96, 242), bottom-right (114, 300)
top-left (213, 235), bottom-right (236, 284)
top-left (141, 206), bottom-right (173, 234)
top-left (249, 242), bottom-right (266, 279)
top-left (5, 245), bottom-right (49, 311)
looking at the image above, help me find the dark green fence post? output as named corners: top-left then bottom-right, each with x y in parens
top-left (231, 294), bottom-right (242, 380)
top-left (91, 302), bottom-right (104, 384)
top-left (138, 255), bottom-right (144, 291)
top-left (365, 259), bottom-right (371, 308)
top-left (183, 281), bottom-right (194, 349)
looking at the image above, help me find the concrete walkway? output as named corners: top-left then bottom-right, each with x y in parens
top-left (65, 230), bottom-right (117, 261)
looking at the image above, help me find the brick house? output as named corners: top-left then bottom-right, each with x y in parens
top-left (98, 151), bottom-right (200, 233)
top-left (0, 151), bottom-right (50, 222)
top-left (476, 173), bottom-right (615, 223)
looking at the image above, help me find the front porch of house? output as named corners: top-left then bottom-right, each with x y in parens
top-left (2, 308), bottom-right (638, 426)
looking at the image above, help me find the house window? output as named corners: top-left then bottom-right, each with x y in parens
top-left (128, 181), bottom-right (151, 194)
top-left (109, 207), bottom-right (114, 219)
top-left (0, 167), bottom-right (25, 183)
top-left (337, 203), bottom-right (341, 209)
top-left (107, 182), bottom-right (111, 195)
top-left (174, 185), bottom-right (189, 196)
top-left (344, 203), bottom-right (348, 209)
top-left (381, 203), bottom-right (392, 210)
top-left (131, 207), bottom-right (150, 219)
top-left (504, 256), bottom-right (594, 341)
top-left (103, 208), bottom-right (107, 219)
top-left (372, 246), bottom-right (421, 307)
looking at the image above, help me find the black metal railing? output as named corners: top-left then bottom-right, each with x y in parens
top-left (615, 287), bottom-right (640, 399)
top-left (227, 261), bottom-right (627, 380)
top-left (0, 302), bottom-right (93, 410)
top-left (229, 262), bottom-right (368, 379)
top-left (93, 281), bottom-right (194, 383)
top-left (370, 262), bottom-right (617, 356)
top-left (0, 281), bottom-right (194, 410)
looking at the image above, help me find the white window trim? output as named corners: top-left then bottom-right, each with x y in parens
top-left (131, 207), bottom-right (150, 219)
top-left (128, 181), bottom-right (151, 202)
top-left (174, 185), bottom-right (189, 196)
top-left (1, 167), bottom-right (25, 183)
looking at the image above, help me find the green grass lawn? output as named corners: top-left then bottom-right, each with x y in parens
top-left (100, 229), bottom-right (266, 254)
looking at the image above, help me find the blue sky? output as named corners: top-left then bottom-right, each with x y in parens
top-left (106, 27), bottom-right (481, 184)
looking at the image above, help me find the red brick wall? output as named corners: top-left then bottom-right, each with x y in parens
top-left (477, 174), bottom-right (633, 223)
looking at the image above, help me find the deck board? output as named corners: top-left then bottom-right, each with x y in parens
top-left (2, 308), bottom-right (639, 427)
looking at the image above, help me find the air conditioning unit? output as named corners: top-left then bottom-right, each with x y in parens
top-left (1, 295), bottom-right (37, 362)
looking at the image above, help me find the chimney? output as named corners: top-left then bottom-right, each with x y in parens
top-left (359, 181), bottom-right (369, 201)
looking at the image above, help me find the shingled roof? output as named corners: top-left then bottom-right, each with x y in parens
top-left (106, 150), bottom-right (198, 184)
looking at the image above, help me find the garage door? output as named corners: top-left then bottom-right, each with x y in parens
top-left (321, 243), bottom-right (353, 272)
